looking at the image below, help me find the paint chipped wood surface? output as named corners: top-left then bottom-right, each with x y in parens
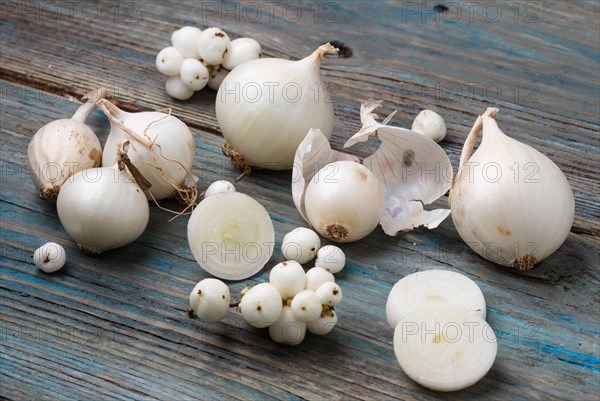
top-left (1, 1), bottom-right (598, 400)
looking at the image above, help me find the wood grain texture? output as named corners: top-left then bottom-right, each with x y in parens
top-left (1, 1), bottom-right (599, 400)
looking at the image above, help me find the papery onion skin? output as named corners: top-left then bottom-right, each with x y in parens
top-left (56, 165), bottom-right (149, 254)
top-left (27, 90), bottom-right (104, 199)
top-left (451, 110), bottom-right (575, 270)
top-left (215, 44), bottom-right (338, 170)
top-left (304, 160), bottom-right (384, 243)
top-left (100, 101), bottom-right (195, 201)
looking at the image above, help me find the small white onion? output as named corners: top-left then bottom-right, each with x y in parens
top-left (221, 37), bottom-right (261, 70)
top-left (171, 26), bottom-right (203, 59)
top-left (180, 58), bottom-right (209, 91)
top-left (268, 306), bottom-right (306, 346)
top-left (189, 278), bottom-right (230, 322)
top-left (204, 180), bottom-right (236, 198)
top-left (315, 245), bottom-right (345, 273)
top-left (304, 161), bottom-right (384, 243)
top-left (198, 27), bottom-right (231, 66)
top-left (165, 76), bottom-right (194, 100)
top-left (33, 242), bottom-right (66, 273)
top-left (56, 161), bottom-right (149, 254)
top-left (239, 283), bottom-right (282, 328)
top-left (99, 99), bottom-right (195, 201)
top-left (307, 310), bottom-right (337, 335)
top-left (281, 227), bottom-right (320, 264)
top-left (411, 109), bottom-right (447, 142)
top-left (156, 46), bottom-right (184, 77)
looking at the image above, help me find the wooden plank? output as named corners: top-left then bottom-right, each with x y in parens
top-left (0, 1), bottom-right (598, 234)
top-left (1, 80), bottom-right (599, 400)
top-left (1, 0), bottom-right (599, 400)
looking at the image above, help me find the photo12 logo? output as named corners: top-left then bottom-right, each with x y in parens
top-left (1, 1), bottom-right (140, 23)
top-left (197, 1), bottom-right (339, 24)
top-left (399, 1), bottom-right (540, 23)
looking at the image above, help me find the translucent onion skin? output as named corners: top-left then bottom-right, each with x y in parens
top-left (100, 100), bottom-right (195, 201)
top-left (215, 44), bottom-right (338, 170)
top-left (450, 108), bottom-right (574, 270)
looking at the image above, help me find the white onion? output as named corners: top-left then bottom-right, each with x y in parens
top-left (216, 43), bottom-right (338, 172)
top-left (98, 99), bottom-right (195, 203)
top-left (451, 108), bottom-right (574, 269)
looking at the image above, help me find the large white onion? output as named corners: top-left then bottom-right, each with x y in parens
top-left (450, 108), bottom-right (574, 269)
top-left (216, 43), bottom-right (338, 172)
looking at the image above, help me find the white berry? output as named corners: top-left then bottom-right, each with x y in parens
top-left (315, 282), bottom-right (342, 306)
top-left (281, 227), bottom-right (320, 264)
top-left (307, 310), bottom-right (338, 335)
top-left (171, 26), bottom-right (203, 59)
top-left (165, 76), bottom-right (194, 100)
top-left (290, 290), bottom-right (322, 322)
top-left (33, 242), bottom-right (66, 273)
top-left (315, 245), bottom-right (345, 273)
top-left (204, 180), bottom-right (236, 199)
top-left (305, 267), bottom-right (335, 291)
top-left (411, 109), bottom-right (447, 142)
top-left (198, 27), bottom-right (231, 66)
top-left (207, 68), bottom-right (229, 91)
top-left (221, 37), bottom-right (262, 70)
top-left (188, 278), bottom-right (230, 322)
top-left (180, 58), bottom-right (209, 91)
top-left (269, 306), bottom-right (306, 346)
top-left (239, 283), bottom-right (282, 328)
top-left (269, 261), bottom-right (305, 299)
top-left (156, 46), bottom-right (184, 76)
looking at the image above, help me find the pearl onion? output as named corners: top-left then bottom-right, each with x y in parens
top-left (188, 278), bottom-right (230, 322)
top-left (33, 242), bottom-right (66, 273)
top-left (315, 245), bottom-right (345, 273)
top-left (198, 27), bottom-right (231, 66)
top-left (204, 180), bottom-right (236, 199)
top-left (221, 38), bottom-right (262, 70)
top-left (180, 58), bottom-right (209, 91)
top-left (171, 26), bottom-right (203, 59)
top-left (156, 46), bottom-right (184, 76)
top-left (281, 227), bottom-right (320, 264)
top-left (239, 283), bottom-right (282, 328)
top-left (307, 310), bottom-right (337, 335)
top-left (305, 267), bottom-right (335, 291)
top-left (291, 290), bottom-right (322, 322)
top-left (411, 110), bottom-right (447, 142)
top-left (269, 306), bottom-right (306, 346)
top-left (269, 261), bottom-right (306, 299)
top-left (165, 76), bottom-right (194, 100)
top-left (315, 282), bottom-right (342, 306)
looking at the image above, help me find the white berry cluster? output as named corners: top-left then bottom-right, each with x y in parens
top-left (188, 227), bottom-right (346, 346)
top-left (155, 26), bottom-right (262, 100)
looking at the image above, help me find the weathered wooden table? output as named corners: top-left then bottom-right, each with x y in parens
top-left (1, 1), bottom-right (599, 400)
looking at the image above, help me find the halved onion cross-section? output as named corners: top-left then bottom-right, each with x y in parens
top-left (187, 192), bottom-right (275, 280)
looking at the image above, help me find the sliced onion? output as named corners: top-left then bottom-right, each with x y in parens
top-left (187, 192), bottom-right (274, 280)
top-left (393, 304), bottom-right (497, 392)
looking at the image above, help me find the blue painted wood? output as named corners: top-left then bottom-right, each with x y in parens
top-left (1, 1), bottom-right (599, 400)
